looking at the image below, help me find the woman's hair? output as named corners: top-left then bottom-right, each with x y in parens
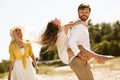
top-left (10, 27), bottom-right (24, 43)
top-left (40, 21), bottom-right (59, 48)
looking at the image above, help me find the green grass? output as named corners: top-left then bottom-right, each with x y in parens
top-left (39, 64), bottom-right (73, 75)
top-left (38, 57), bottom-right (120, 75)
top-left (1, 57), bottom-right (120, 78)
top-left (39, 65), bottom-right (55, 74)
top-left (90, 57), bottom-right (120, 69)
top-left (0, 73), bottom-right (8, 79)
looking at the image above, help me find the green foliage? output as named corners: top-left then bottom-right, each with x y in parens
top-left (0, 60), bottom-right (9, 73)
top-left (109, 40), bottom-right (120, 56)
top-left (0, 63), bottom-right (6, 73)
top-left (89, 20), bottom-right (120, 56)
top-left (39, 20), bottom-right (120, 61)
top-left (39, 45), bottom-right (59, 61)
top-left (112, 21), bottom-right (120, 40)
top-left (92, 40), bottom-right (110, 55)
top-left (39, 65), bottom-right (55, 74)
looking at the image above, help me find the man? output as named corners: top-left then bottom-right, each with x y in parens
top-left (68, 3), bottom-right (115, 80)
top-left (68, 3), bottom-right (94, 80)
top-left (54, 3), bottom-right (114, 80)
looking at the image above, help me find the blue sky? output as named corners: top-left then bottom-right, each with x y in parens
top-left (0, 0), bottom-right (120, 62)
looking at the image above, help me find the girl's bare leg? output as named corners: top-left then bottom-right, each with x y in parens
top-left (78, 45), bottom-right (115, 64)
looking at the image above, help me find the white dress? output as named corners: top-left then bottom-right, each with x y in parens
top-left (12, 48), bottom-right (40, 80)
top-left (56, 27), bottom-right (70, 64)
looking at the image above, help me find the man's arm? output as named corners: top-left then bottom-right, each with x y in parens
top-left (68, 24), bottom-right (92, 61)
top-left (78, 45), bottom-right (98, 58)
top-left (67, 48), bottom-right (89, 61)
top-left (68, 25), bottom-right (83, 56)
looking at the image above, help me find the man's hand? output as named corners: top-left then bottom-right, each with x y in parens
top-left (8, 75), bottom-right (11, 80)
top-left (78, 45), bottom-right (91, 61)
top-left (77, 51), bottom-right (90, 61)
top-left (67, 47), bottom-right (90, 61)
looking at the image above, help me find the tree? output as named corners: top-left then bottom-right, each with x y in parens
top-left (89, 20), bottom-right (120, 56)
top-left (112, 21), bottom-right (120, 40)
top-left (0, 60), bottom-right (9, 73)
top-left (93, 40), bottom-right (110, 55)
top-left (39, 45), bottom-right (59, 61)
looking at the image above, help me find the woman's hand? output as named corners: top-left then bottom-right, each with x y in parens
top-left (8, 76), bottom-right (11, 80)
top-left (8, 73), bottom-right (11, 80)
top-left (35, 66), bottom-right (39, 74)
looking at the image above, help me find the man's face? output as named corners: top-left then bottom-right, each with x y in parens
top-left (78, 8), bottom-right (90, 21)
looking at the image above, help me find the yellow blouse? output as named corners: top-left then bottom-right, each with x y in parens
top-left (9, 40), bottom-right (33, 69)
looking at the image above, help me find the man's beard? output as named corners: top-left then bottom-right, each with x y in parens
top-left (79, 15), bottom-right (89, 21)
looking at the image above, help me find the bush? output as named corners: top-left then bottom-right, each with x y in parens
top-left (0, 60), bottom-right (9, 73)
top-left (0, 63), bottom-right (6, 73)
top-left (93, 40), bottom-right (110, 55)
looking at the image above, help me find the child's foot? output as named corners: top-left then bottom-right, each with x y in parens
top-left (96, 55), bottom-right (115, 64)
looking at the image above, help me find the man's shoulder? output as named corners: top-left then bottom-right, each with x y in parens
top-left (72, 24), bottom-right (85, 30)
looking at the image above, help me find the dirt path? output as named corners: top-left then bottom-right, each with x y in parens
top-left (39, 64), bottom-right (120, 80)
top-left (1, 58), bottom-right (120, 80)
top-left (39, 59), bottom-right (120, 80)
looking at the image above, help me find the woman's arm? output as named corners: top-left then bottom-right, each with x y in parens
top-left (31, 55), bottom-right (39, 74)
top-left (8, 61), bottom-right (14, 80)
top-left (64, 20), bottom-right (87, 34)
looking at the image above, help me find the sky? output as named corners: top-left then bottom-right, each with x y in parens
top-left (0, 0), bottom-right (120, 62)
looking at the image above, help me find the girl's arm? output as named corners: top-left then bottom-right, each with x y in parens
top-left (64, 20), bottom-right (87, 34)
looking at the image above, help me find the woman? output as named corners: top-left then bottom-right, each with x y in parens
top-left (37, 18), bottom-right (114, 64)
top-left (8, 26), bottom-right (39, 80)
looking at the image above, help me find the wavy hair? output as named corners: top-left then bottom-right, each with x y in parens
top-left (40, 21), bottom-right (59, 48)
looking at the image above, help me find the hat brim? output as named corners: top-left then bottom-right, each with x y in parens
top-left (10, 26), bottom-right (25, 37)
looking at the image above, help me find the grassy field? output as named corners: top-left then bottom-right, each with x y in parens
top-left (0, 57), bottom-right (120, 80)
top-left (38, 57), bottom-right (120, 80)
top-left (0, 73), bottom-right (8, 80)
top-left (39, 57), bottom-right (120, 74)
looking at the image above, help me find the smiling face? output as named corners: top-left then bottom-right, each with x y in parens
top-left (52, 18), bottom-right (61, 29)
top-left (13, 28), bottom-right (23, 40)
top-left (78, 8), bottom-right (90, 21)
top-left (78, 3), bottom-right (91, 21)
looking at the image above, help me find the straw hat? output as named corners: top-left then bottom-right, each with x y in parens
top-left (10, 26), bottom-right (25, 37)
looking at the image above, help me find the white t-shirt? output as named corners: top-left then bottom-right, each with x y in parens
top-left (68, 24), bottom-right (90, 56)
top-left (56, 24), bottom-right (90, 64)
